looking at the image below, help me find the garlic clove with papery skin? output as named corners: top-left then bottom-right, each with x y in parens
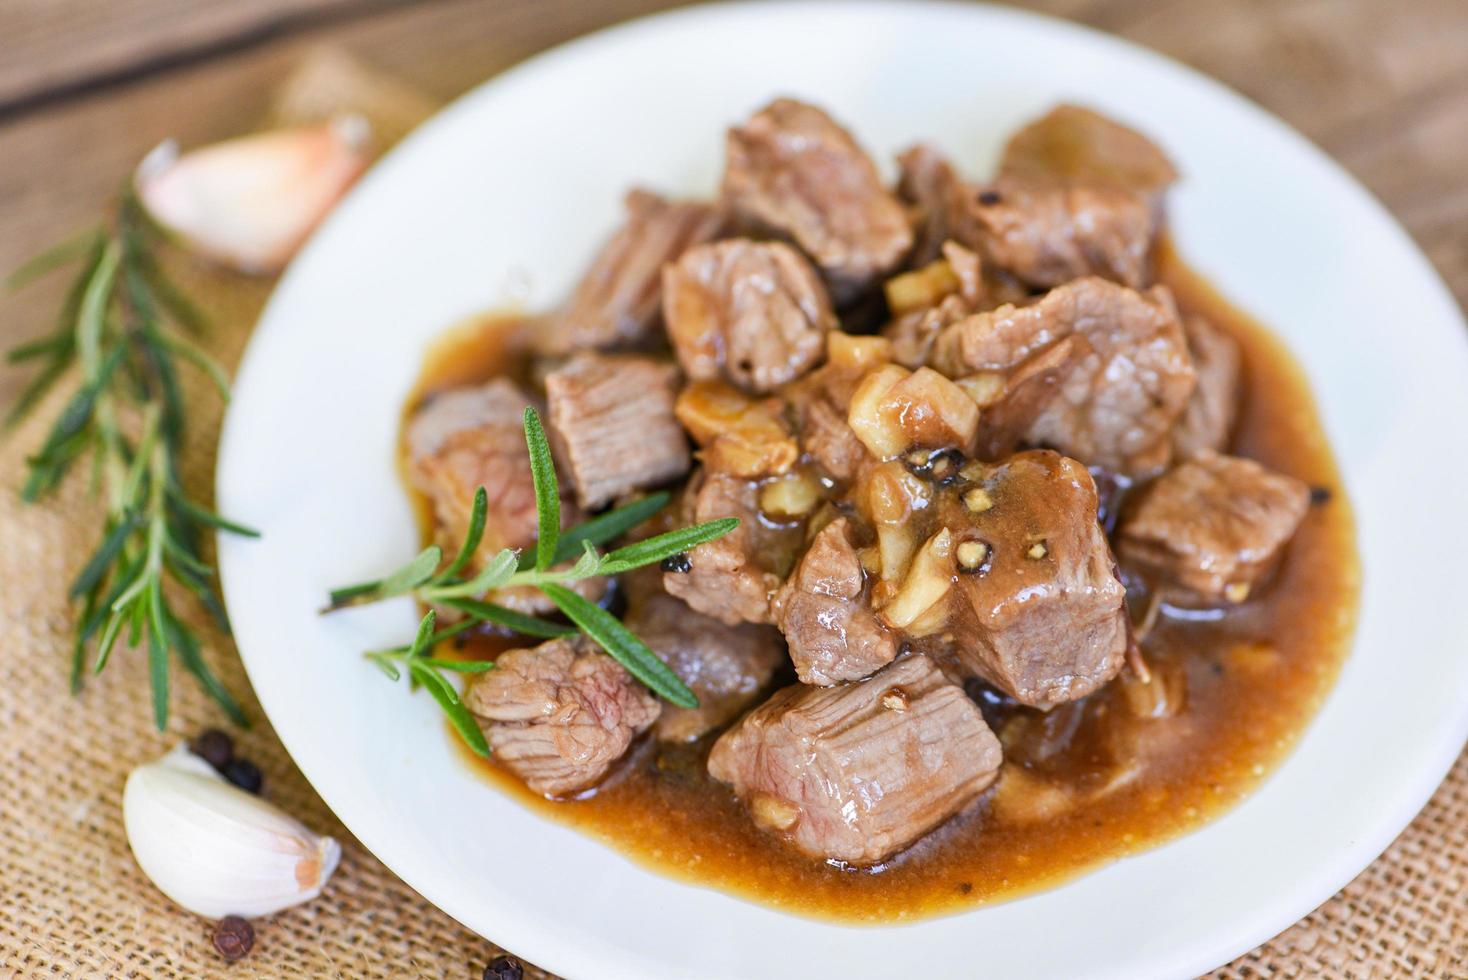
top-left (134, 116), bottom-right (370, 275)
top-left (123, 743), bottom-right (341, 919)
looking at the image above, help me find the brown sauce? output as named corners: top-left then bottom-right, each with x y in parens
top-left (408, 243), bottom-right (1359, 923)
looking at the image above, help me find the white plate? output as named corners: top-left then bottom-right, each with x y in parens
top-left (217, 3), bottom-right (1468, 977)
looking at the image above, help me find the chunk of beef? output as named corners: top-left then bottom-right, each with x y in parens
top-left (924, 451), bottom-right (1130, 708)
top-left (793, 386), bottom-right (868, 481)
top-left (771, 517), bottom-right (898, 685)
top-left (545, 352), bottom-right (690, 509)
top-left (896, 143), bottom-right (970, 267)
top-left (1000, 104), bottom-right (1178, 198)
top-left (970, 334), bottom-right (1091, 460)
top-left (899, 142), bottom-right (1152, 291)
top-left (723, 98), bottom-right (913, 304)
top-left (406, 379), bottom-right (579, 558)
top-left (933, 277), bottom-right (1196, 476)
top-left (707, 654), bottom-right (1001, 865)
top-left (663, 239), bottom-right (835, 394)
top-left (541, 190), bottom-right (724, 355)
top-left (963, 177), bottom-right (1154, 289)
top-left (464, 637), bottom-right (660, 797)
top-left (663, 468), bottom-right (802, 625)
top-left (1172, 315), bottom-right (1241, 458)
top-left (1117, 450), bottom-right (1309, 603)
top-left (625, 592), bottom-right (784, 742)
top-left (883, 293), bottom-right (970, 369)
top-left (784, 350), bottom-right (876, 482)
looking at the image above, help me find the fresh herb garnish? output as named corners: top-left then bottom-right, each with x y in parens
top-left (5, 190), bottom-right (257, 729)
top-left (324, 406), bottom-right (734, 755)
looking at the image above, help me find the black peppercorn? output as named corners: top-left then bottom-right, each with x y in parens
top-left (189, 729), bottom-right (234, 773)
top-left (483, 954), bottom-right (524, 980)
top-left (1309, 485), bottom-right (1332, 505)
top-left (977, 189), bottom-right (1002, 205)
top-left (659, 553), bottom-right (692, 574)
top-left (212, 916), bottom-right (254, 962)
top-left (223, 758), bottom-right (263, 795)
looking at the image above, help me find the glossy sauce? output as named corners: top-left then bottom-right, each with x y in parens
top-left (409, 243), bottom-right (1359, 923)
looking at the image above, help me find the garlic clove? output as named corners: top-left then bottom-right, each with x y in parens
top-left (123, 743), bottom-right (341, 919)
top-left (135, 116), bottom-right (370, 275)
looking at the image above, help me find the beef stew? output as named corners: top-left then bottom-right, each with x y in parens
top-left (401, 100), bottom-right (1358, 921)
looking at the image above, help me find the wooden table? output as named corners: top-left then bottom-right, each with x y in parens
top-left (1, 1), bottom-right (1464, 976)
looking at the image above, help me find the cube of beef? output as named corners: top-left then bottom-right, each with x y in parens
top-left (968, 334), bottom-right (1091, 461)
top-left (540, 189), bottom-right (724, 355)
top-left (406, 379), bottom-right (580, 558)
top-left (625, 592), bottom-right (785, 742)
top-left (723, 98), bottom-right (913, 304)
top-left (884, 294), bottom-right (971, 370)
top-left (1171, 314), bottom-right (1241, 459)
top-left (789, 378), bottom-right (868, 481)
top-left (662, 468), bottom-right (804, 626)
top-left (1117, 450), bottom-right (1310, 603)
top-left (932, 277), bottom-right (1196, 476)
top-left (464, 637), bottom-right (660, 797)
top-left (896, 143), bottom-right (970, 268)
top-left (772, 517), bottom-right (898, 686)
top-left (545, 352), bottom-right (690, 509)
top-left (663, 239), bottom-right (835, 394)
top-left (927, 450), bottom-right (1130, 708)
top-left (707, 654), bottom-right (1002, 865)
top-left (962, 177), bottom-right (1155, 289)
top-left (898, 142), bottom-right (1154, 290)
top-left (1000, 104), bottom-right (1178, 199)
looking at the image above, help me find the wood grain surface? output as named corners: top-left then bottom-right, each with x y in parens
top-left (0, 0), bottom-right (1463, 975)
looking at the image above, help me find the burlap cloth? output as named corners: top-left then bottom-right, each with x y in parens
top-left (0, 50), bottom-right (1463, 980)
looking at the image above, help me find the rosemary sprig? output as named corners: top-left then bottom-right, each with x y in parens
top-left (324, 407), bottom-right (736, 755)
top-left (5, 189), bottom-right (257, 729)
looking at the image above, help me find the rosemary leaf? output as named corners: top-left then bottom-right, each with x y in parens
top-left (522, 407), bottom-right (559, 571)
top-left (161, 532), bottom-right (214, 579)
top-left (597, 518), bottom-right (740, 575)
top-left (367, 653), bottom-right (401, 682)
top-left (427, 546), bottom-right (517, 601)
top-left (407, 609), bottom-right (438, 659)
top-left (440, 598), bottom-right (576, 639)
top-left (157, 329), bottom-right (232, 400)
top-left (418, 658), bottom-right (496, 674)
top-left (92, 609), bottom-right (127, 675)
top-left (3, 357), bottom-right (72, 431)
top-left (165, 489), bottom-right (261, 537)
top-left (540, 583), bottom-right (697, 709)
top-left (4, 227), bottom-right (101, 290)
top-left (525, 491), bottom-right (671, 570)
top-left (6, 333), bottom-right (70, 364)
top-left (440, 486), bottom-right (488, 580)
top-left (23, 345), bottom-right (124, 493)
top-left (409, 661), bottom-right (489, 758)
top-left (380, 545), bottom-right (443, 597)
top-left (146, 580), bottom-right (171, 731)
top-left (68, 515), bottom-right (138, 598)
top-left (165, 607), bottom-right (248, 726)
top-left (75, 240), bottom-right (121, 375)
top-left (567, 540), bottom-right (602, 579)
top-left (327, 544), bottom-right (440, 608)
top-left (71, 589), bottom-right (100, 694)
